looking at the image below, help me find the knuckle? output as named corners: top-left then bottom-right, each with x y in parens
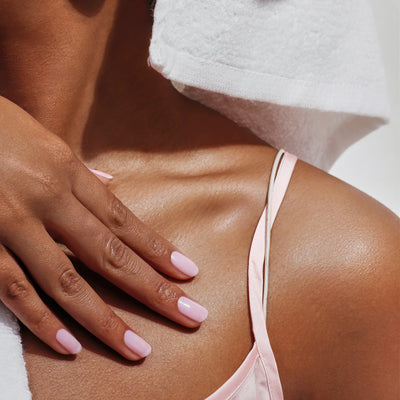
top-left (108, 196), bottom-right (130, 228)
top-left (32, 310), bottom-right (50, 331)
top-left (155, 280), bottom-right (179, 306)
top-left (57, 268), bottom-right (83, 297)
top-left (99, 311), bottom-right (121, 333)
top-left (147, 236), bottom-right (168, 258)
top-left (20, 144), bottom-right (75, 203)
top-left (125, 256), bottom-right (141, 276)
top-left (36, 172), bottom-right (63, 198)
top-left (5, 279), bottom-right (29, 301)
top-left (104, 235), bottom-right (129, 270)
top-left (50, 141), bottom-right (76, 168)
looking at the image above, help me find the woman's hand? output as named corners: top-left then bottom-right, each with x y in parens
top-left (0, 96), bottom-right (207, 360)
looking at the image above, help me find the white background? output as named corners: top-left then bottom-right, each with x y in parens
top-left (331, 0), bottom-right (400, 216)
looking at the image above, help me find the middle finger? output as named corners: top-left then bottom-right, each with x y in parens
top-left (48, 197), bottom-right (208, 328)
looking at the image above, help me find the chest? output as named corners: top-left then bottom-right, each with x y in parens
top-left (23, 159), bottom-right (267, 399)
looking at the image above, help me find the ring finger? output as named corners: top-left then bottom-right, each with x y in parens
top-left (4, 225), bottom-right (152, 360)
top-left (0, 244), bottom-right (81, 355)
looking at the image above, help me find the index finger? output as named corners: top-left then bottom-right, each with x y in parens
top-left (73, 166), bottom-right (199, 280)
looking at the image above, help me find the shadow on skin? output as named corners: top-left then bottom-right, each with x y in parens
top-left (68, 0), bottom-right (107, 17)
top-left (79, 0), bottom-right (261, 159)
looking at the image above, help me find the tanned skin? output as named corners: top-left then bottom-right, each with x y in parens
top-left (0, 1), bottom-right (398, 399)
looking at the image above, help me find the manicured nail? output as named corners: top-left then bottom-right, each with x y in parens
top-left (89, 168), bottom-right (114, 184)
top-left (171, 251), bottom-right (199, 277)
top-left (56, 329), bottom-right (82, 354)
top-left (178, 297), bottom-right (208, 323)
top-left (124, 330), bottom-right (152, 358)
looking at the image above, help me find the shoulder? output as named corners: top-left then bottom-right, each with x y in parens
top-left (268, 160), bottom-right (400, 399)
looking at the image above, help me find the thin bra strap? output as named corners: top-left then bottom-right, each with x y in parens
top-left (263, 150), bottom-right (297, 318)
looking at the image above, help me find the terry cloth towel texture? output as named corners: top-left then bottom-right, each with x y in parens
top-left (0, 2), bottom-right (390, 399)
top-left (149, 0), bottom-right (390, 170)
top-left (0, 303), bottom-right (31, 399)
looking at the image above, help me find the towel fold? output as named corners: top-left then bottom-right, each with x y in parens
top-left (149, 0), bottom-right (389, 170)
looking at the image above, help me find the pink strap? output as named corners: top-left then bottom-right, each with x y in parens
top-left (270, 152), bottom-right (297, 228)
top-left (206, 151), bottom-right (297, 400)
top-left (253, 151), bottom-right (297, 398)
top-left (263, 151), bottom-right (297, 315)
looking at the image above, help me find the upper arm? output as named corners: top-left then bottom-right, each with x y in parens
top-left (268, 161), bottom-right (400, 399)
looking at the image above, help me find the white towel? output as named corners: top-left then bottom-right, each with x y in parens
top-left (149, 0), bottom-right (390, 170)
top-left (0, 303), bottom-right (31, 399)
top-left (0, 2), bottom-right (390, 397)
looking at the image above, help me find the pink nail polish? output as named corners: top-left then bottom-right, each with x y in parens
top-left (56, 329), bottom-right (82, 354)
top-left (124, 330), bottom-right (152, 358)
top-left (178, 297), bottom-right (208, 323)
top-left (171, 251), bottom-right (199, 277)
top-left (89, 168), bottom-right (114, 184)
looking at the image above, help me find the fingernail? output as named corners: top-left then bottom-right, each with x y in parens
top-left (178, 297), bottom-right (208, 323)
top-left (171, 251), bottom-right (199, 277)
top-left (89, 168), bottom-right (114, 184)
top-left (124, 330), bottom-right (152, 358)
top-left (56, 329), bottom-right (82, 354)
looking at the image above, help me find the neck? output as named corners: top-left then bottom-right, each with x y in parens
top-left (78, 0), bottom-right (260, 162)
top-left (0, 0), bottom-right (263, 166)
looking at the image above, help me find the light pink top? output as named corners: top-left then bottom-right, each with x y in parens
top-left (206, 150), bottom-right (297, 400)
